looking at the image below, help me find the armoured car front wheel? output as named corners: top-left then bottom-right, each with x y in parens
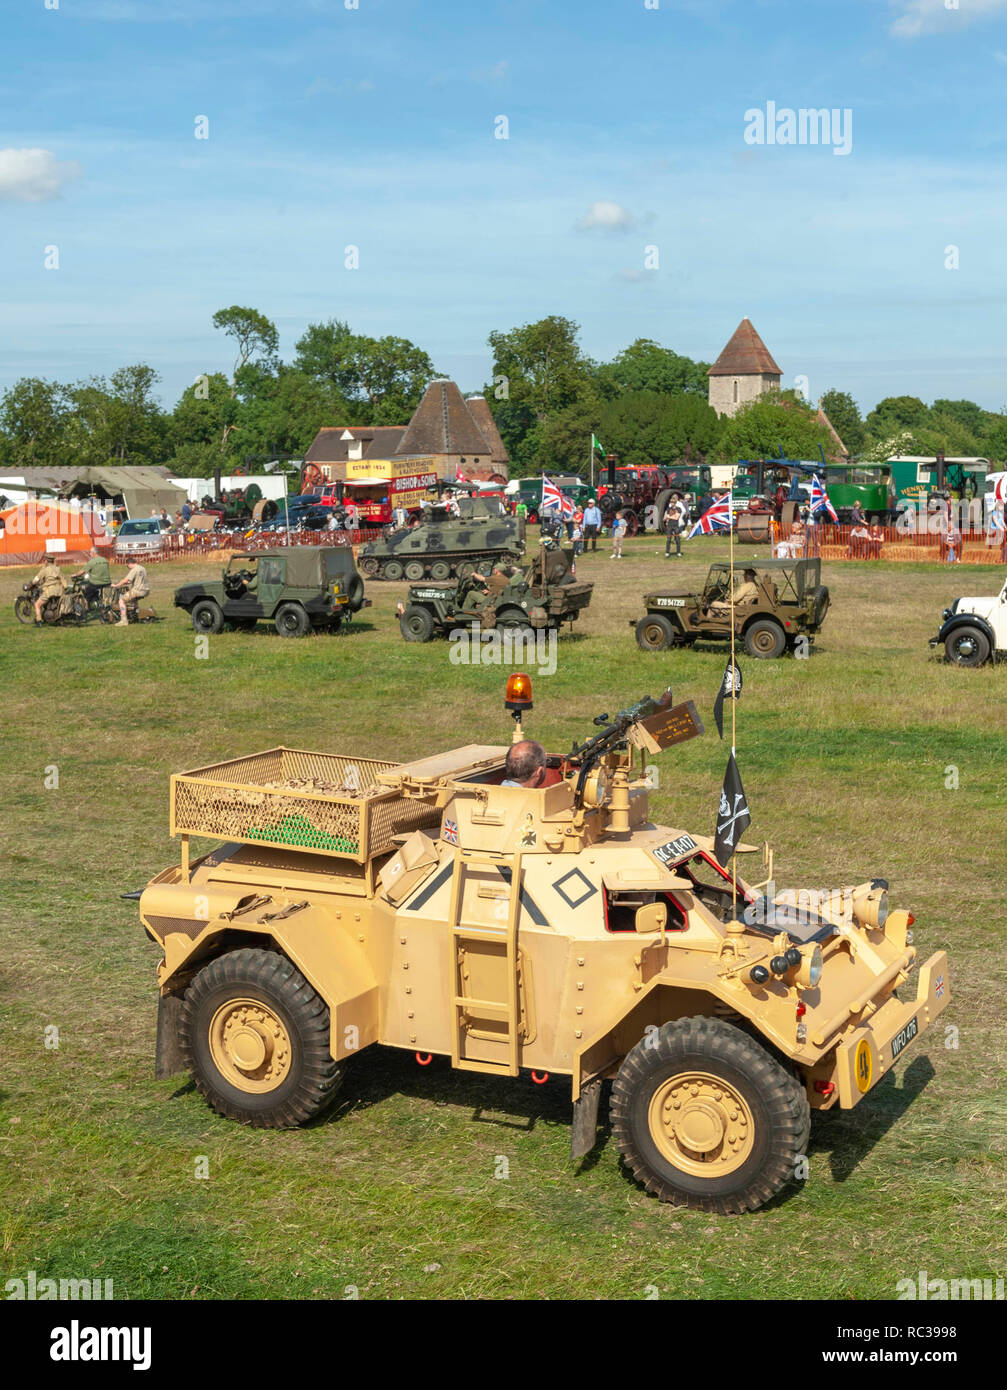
top-left (180, 948), bottom-right (345, 1128)
top-left (400, 605), bottom-right (435, 642)
top-left (635, 614), bottom-right (675, 651)
top-left (945, 626), bottom-right (989, 667)
top-left (274, 603), bottom-right (310, 637)
top-left (429, 560), bottom-right (451, 581)
top-left (610, 1017), bottom-right (810, 1214)
top-left (743, 618), bottom-right (786, 659)
top-left (191, 600), bottom-right (224, 635)
top-left (383, 560), bottom-right (404, 581)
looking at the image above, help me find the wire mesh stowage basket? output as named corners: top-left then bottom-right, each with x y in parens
top-left (170, 748), bottom-right (437, 863)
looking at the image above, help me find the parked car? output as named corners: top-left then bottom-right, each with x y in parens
top-left (114, 517), bottom-right (172, 559)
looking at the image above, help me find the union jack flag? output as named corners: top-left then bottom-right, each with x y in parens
top-left (810, 474), bottom-right (839, 524)
top-left (442, 817), bottom-right (459, 845)
top-left (687, 491), bottom-right (732, 538)
top-left (541, 476), bottom-right (574, 517)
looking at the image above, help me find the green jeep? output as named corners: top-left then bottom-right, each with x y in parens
top-left (632, 557), bottom-right (830, 658)
top-left (397, 542), bottom-right (593, 641)
top-left (174, 547), bottom-right (369, 638)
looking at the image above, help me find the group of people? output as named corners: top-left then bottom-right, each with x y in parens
top-left (30, 548), bottom-right (151, 627)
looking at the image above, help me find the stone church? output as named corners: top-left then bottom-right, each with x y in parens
top-left (707, 318), bottom-right (781, 418)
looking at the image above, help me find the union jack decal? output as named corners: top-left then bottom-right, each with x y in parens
top-left (935, 974), bottom-right (945, 999)
top-left (442, 818), bottom-right (459, 845)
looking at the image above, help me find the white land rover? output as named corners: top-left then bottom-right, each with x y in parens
top-left (930, 574), bottom-right (1007, 667)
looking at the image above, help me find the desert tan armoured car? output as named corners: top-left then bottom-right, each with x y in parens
top-left (136, 683), bottom-right (950, 1214)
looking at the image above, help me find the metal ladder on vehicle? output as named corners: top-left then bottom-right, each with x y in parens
top-left (447, 847), bottom-right (522, 1076)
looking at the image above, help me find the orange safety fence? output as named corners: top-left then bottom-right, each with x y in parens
top-left (765, 521), bottom-right (1007, 566)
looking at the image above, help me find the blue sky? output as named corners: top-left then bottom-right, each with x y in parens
top-left (2, 0), bottom-right (1007, 414)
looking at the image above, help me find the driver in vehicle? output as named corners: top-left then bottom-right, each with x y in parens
top-left (706, 567), bottom-right (760, 619)
top-left (501, 739), bottom-right (563, 789)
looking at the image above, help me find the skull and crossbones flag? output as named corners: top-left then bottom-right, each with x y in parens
top-left (713, 658), bottom-right (743, 740)
top-left (714, 751), bottom-right (751, 866)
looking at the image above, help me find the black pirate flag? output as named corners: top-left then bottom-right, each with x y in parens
top-left (713, 658), bottom-right (743, 740)
top-left (714, 751), bottom-right (751, 866)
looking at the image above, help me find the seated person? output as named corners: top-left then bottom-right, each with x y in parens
top-left (72, 547), bottom-right (111, 604)
top-left (706, 567), bottom-right (759, 619)
top-left (455, 569), bottom-right (490, 610)
top-left (485, 563), bottom-right (518, 595)
top-left (848, 521), bottom-right (871, 557)
top-left (501, 739), bottom-right (563, 789)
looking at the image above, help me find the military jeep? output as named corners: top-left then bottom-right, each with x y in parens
top-left (136, 680), bottom-right (950, 1215)
top-left (397, 542), bottom-right (593, 642)
top-left (174, 547), bottom-right (368, 638)
top-left (633, 557), bottom-right (830, 658)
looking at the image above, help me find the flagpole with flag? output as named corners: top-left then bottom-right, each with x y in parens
top-left (729, 473), bottom-right (738, 914)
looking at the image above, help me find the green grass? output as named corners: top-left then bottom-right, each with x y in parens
top-left (1, 536), bottom-right (1004, 1300)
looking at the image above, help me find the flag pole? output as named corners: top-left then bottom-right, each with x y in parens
top-left (729, 470), bottom-right (738, 916)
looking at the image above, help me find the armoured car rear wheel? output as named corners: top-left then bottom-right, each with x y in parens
top-left (181, 948), bottom-right (344, 1127)
top-left (744, 618), bottom-right (786, 659)
top-left (274, 603), bottom-right (310, 637)
top-left (945, 626), bottom-right (989, 667)
top-left (430, 560), bottom-right (451, 581)
top-left (191, 599), bottom-right (224, 635)
top-left (384, 560), bottom-right (404, 581)
top-left (400, 606), bottom-right (435, 642)
top-left (635, 614), bottom-right (675, 651)
top-left (404, 560), bottom-right (425, 581)
top-left (359, 556), bottom-right (379, 577)
top-left (610, 1017), bottom-right (810, 1214)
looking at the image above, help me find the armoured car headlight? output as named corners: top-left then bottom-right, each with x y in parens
top-left (796, 945), bottom-right (823, 989)
top-left (852, 886), bottom-right (888, 929)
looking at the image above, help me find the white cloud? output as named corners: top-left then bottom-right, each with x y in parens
top-left (0, 148), bottom-right (81, 203)
top-left (576, 200), bottom-right (636, 232)
top-left (890, 0), bottom-right (1007, 38)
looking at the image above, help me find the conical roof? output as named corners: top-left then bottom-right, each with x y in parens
top-left (395, 379), bottom-right (492, 457)
top-left (465, 395), bottom-right (509, 463)
top-left (707, 319), bottom-right (781, 376)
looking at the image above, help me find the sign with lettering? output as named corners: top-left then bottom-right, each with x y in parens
top-left (627, 699), bottom-right (705, 755)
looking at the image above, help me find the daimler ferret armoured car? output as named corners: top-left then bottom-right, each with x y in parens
top-left (357, 495), bottom-right (524, 581)
top-left (397, 541), bottom-right (592, 642)
top-left (136, 680), bottom-right (949, 1214)
top-left (174, 547), bottom-right (368, 638)
top-left (633, 557), bottom-right (830, 658)
top-left (929, 572), bottom-right (1007, 666)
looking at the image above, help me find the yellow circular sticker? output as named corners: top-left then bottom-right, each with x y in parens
top-left (854, 1039), bottom-right (873, 1094)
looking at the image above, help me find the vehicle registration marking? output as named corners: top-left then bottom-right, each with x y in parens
top-left (656, 598), bottom-right (686, 607)
top-left (651, 833), bottom-right (697, 865)
top-left (891, 1015), bottom-right (919, 1060)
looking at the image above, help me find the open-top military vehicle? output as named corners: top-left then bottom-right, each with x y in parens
top-left (357, 495), bottom-right (524, 581)
top-left (135, 677), bottom-right (949, 1214)
top-left (633, 557), bottom-right (830, 658)
top-left (396, 541), bottom-right (592, 642)
top-left (174, 547), bottom-right (368, 638)
top-left (929, 572), bottom-right (1007, 667)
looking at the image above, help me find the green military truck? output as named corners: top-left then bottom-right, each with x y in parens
top-left (174, 547), bottom-right (368, 638)
top-left (397, 543), bottom-right (593, 641)
top-left (633, 558), bottom-right (830, 658)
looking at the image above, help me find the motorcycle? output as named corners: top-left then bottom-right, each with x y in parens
top-left (14, 580), bottom-right (87, 627)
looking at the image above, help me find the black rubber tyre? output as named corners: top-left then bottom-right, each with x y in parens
top-left (654, 488), bottom-right (674, 535)
top-left (179, 948), bottom-right (345, 1128)
top-left (945, 625), bottom-right (990, 667)
top-left (812, 584), bottom-right (830, 627)
top-left (404, 560), bottom-right (425, 581)
top-left (635, 613), bottom-right (675, 651)
top-left (429, 560), bottom-right (451, 581)
top-left (400, 605), bottom-right (435, 642)
top-left (346, 574), bottom-right (366, 612)
top-left (383, 560), bottom-right (404, 581)
top-left (622, 508), bottom-right (640, 537)
top-left (191, 599), bottom-right (224, 635)
top-left (495, 605), bottom-right (534, 635)
top-left (274, 603), bottom-right (310, 637)
top-left (13, 596), bottom-right (33, 625)
top-left (610, 1016), bottom-right (810, 1214)
top-left (744, 618), bottom-right (787, 659)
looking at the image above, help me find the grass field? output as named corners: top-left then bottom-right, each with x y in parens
top-left (1, 535), bottom-right (1004, 1301)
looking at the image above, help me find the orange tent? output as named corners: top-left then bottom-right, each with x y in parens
top-left (0, 501), bottom-right (107, 566)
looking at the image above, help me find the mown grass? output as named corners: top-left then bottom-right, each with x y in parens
top-left (0, 535), bottom-right (1004, 1300)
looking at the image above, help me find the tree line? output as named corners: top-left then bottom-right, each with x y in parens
top-left (1, 308), bottom-right (1002, 479)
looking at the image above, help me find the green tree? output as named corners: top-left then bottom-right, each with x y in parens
top-left (819, 388), bottom-right (864, 455)
top-left (294, 320), bottom-right (435, 423)
top-left (169, 372), bottom-right (239, 474)
top-left (487, 316), bottom-right (595, 423)
top-left (863, 395), bottom-right (929, 439)
top-left (212, 306), bottom-right (280, 385)
top-left (716, 391), bottom-right (836, 464)
top-left (596, 339), bottom-right (709, 398)
top-left (0, 377), bottom-right (71, 467)
top-left (599, 391), bottom-right (722, 467)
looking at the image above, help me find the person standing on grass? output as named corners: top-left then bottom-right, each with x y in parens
top-left (582, 499), bottom-right (602, 551)
top-left (611, 509), bottom-right (628, 559)
top-left (663, 492), bottom-right (687, 558)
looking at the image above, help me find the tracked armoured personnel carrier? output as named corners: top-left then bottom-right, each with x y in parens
top-left (135, 678), bottom-right (949, 1214)
top-left (357, 495), bottom-right (524, 581)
